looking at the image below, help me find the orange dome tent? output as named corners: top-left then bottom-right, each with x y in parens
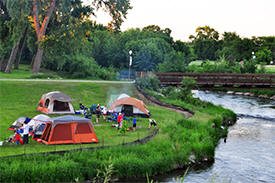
top-left (37, 91), bottom-right (75, 114)
top-left (107, 94), bottom-right (150, 117)
top-left (40, 115), bottom-right (98, 145)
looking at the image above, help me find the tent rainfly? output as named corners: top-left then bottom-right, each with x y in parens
top-left (8, 117), bottom-right (28, 130)
top-left (40, 115), bottom-right (98, 145)
top-left (37, 91), bottom-right (74, 114)
top-left (107, 94), bottom-right (150, 117)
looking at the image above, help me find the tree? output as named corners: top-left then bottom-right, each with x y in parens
top-left (126, 38), bottom-right (173, 71)
top-left (31, 0), bottom-right (59, 74)
top-left (158, 51), bottom-right (188, 72)
top-left (255, 48), bottom-right (272, 64)
top-left (189, 25), bottom-right (221, 61)
top-left (172, 40), bottom-right (193, 60)
top-left (217, 32), bottom-right (241, 62)
top-left (142, 25), bottom-right (173, 45)
top-left (189, 25), bottom-right (219, 41)
top-left (31, 0), bottom-right (131, 74)
top-left (3, 0), bottom-right (30, 73)
top-left (93, 0), bottom-right (132, 33)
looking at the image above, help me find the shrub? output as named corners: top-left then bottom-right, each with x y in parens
top-left (136, 72), bottom-right (160, 91)
top-left (28, 73), bottom-right (60, 79)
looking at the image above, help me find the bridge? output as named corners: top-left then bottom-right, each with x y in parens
top-left (152, 72), bottom-right (275, 88)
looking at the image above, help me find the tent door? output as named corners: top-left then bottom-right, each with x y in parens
top-left (53, 100), bottom-right (70, 112)
top-left (41, 123), bottom-right (52, 142)
top-left (122, 105), bottom-right (133, 116)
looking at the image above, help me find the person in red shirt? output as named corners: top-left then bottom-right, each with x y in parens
top-left (117, 113), bottom-right (123, 130)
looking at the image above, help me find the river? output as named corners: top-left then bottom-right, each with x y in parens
top-left (165, 90), bottom-right (275, 183)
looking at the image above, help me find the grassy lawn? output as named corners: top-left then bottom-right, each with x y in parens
top-left (0, 64), bottom-right (61, 79)
top-left (0, 81), bottom-right (184, 157)
top-left (189, 60), bottom-right (215, 66)
top-left (264, 65), bottom-right (275, 74)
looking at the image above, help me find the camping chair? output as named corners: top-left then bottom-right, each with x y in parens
top-left (123, 116), bottom-right (131, 121)
top-left (107, 112), bottom-right (118, 122)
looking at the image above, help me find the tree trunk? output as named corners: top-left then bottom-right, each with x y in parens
top-left (32, 0), bottom-right (56, 74)
top-left (4, 43), bottom-right (20, 73)
top-left (0, 57), bottom-right (6, 71)
top-left (14, 26), bottom-right (28, 70)
top-left (32, 46), bottom-right (44, 74)
top-left (30, 54), bottom-right (35, 68)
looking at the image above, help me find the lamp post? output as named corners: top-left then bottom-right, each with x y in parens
top-left (252, 51), bottom-right (256, 60)
top-left (129, 50), bottom-right (132, 80)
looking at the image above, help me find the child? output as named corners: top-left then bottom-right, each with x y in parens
top-left (148, 117), bottom-right (157, 129)
top-left (132, 115), bottom-right (137, 131)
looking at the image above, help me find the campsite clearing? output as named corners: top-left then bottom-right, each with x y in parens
top-left (0, 81), bottom-right (183, 157)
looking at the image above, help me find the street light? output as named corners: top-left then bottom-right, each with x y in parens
top-left (252, 51), bottom-right (256, 60)
top-left (129, 50), bottom-right (132, 80)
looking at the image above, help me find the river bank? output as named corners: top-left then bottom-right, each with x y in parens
top-left (206, 88), bottom-right (275, 100)
top-left (168, 90), bottom-right (275, 183)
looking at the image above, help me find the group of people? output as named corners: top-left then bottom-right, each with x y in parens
top-left (10, 121), bottom-right (31, 145)
top-left (95, 104), bottom-right (107, 123)
top-left (87, 103), bottom-right (158, 132)
top-left (116, 112), bottom-right (157, 132)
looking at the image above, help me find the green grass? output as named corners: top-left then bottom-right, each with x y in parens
top-left (264, 65), bottom-right (275, 74)
top-left (189, 60), bottom-right (215, 66)
top-left (0, 81), bottom-right (159, 156)
top-left (0, 64), bottom-right (61, 79)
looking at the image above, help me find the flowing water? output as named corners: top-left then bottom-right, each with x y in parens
top-left (165, 90), bottom-right (275, 183)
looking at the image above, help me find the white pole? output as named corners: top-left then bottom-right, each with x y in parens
top-left (129, 50), bottom-right (132, 80)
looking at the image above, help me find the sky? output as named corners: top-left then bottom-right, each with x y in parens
top-left (84, 0), bottom-right (275, 41)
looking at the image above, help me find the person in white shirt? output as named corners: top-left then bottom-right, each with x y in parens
top-left (102, 106), bottom-right (107, 120)
top-left (22, 121), bottom-right (30, 144)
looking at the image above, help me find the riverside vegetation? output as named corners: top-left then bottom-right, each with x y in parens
top-left (0, 75), bottom-right (236, 182)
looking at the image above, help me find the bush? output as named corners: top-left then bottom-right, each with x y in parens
top-left (28, 73), bottom-right (60, 79)
top-left (240, 59), bottom-right (257, 73)
top-left (136, 72), bottom-right (160, 91)
top-left (62, 54), bottom-right (117, 80)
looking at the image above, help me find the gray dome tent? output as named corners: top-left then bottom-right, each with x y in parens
top-left (37, 91), bottom-right (75, 114)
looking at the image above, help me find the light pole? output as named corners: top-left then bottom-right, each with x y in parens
top-left (129, 50), bottom-right (132, 80)
top-left (252, 51), bottom-right (256, 60)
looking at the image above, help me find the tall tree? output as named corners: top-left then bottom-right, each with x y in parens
top-left (32, 0), bottom-right (57, 74)
top-left (189, 25), bottom-right (220, 60)
top-left (31, 0), bottom-right (131, 74)
top-left (93, 0), bottom-right (132, 33)
top-left (3, 0), bottom-right (30, 73)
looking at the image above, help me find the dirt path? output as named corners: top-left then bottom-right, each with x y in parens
top-left (134, 88), bottom-right (193, 118)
